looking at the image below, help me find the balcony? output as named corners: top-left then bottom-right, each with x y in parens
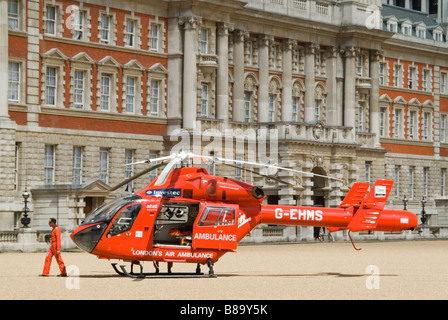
top-left (198, 54), bottom-right (218, 74)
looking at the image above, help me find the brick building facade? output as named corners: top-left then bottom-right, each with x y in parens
top-left (2, 0), bottom-right (448, 248)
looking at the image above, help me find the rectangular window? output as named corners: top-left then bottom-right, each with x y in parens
top-left (72, 146), bottom-right (82, 185)
top-left (125, 149), bottom-right (134, 191)
top-left (357, 101), bottom-right (364, 132)
top-left (14, 142), bottom-right (21, 191)
top-left (200, 28), bottom-right (208, 54)
top-left (124, 19), bottom-right (135, 47)
top-left (408, 167), bottom-right (414, 199)
top-left (125, 77), bottom-right (135, 113)
top-left (394, 166), bottom-right (400, 199)
top-left (149, 150), bottom-right (159, 182)
top-left (380, 107), bottom-right (387, 137)
top-left (409, 111), bottom-right (416, 140)
top-left (244, 91), bottom-right (251, 123)
top-left (379, 63), bottom-right (386, 85)
top-left (422, 69), bottom-right (430, 91)
top-left (365, 162), bottom-right (371, 184)
top-left (269, 94), bottom-right (275, 122)
top-left (99, 148), bottom-right (109, 184)
top-left (441, 168), bottom-right (447, 197)
top-left (44, 145), bottom-right (55, 185)
top-left (201, 84), bottom-right (208, 117)
top-left (441, 114), bottom-right (447, 143)
top-left (393, 64), bottom-right (401, 87)
top-left (8, 0), bottom-right (19, 30)
top-left (441, 73), bottom-right (447, 94)
top-left (73, 10), bottom-right (84, 40)
top-left (99, 14), bottom-right (110, 44)
top-left (423, 167), bottom-right (428, 197)
top-left (100, 74), bottom-right (111, 111)
top-left (149, 24), bottom-right (159, 51)
top-left (150, 80), bottom-right (160, 116)
top-left (46, 67), bottom-right (57, 106)
top-left (8, 62), bottom-right (20, 102)
top-left (235, 154), bottom-right (243, 180)
top-left (292, 97), bottom-right (298, 122)
top-left (394, 109), bottom-right (402, 138)
top-left (45, 5), bottom-right (57, 35)
top-left (74, 70), bottom-right (85, 109)
top-left (357, 56), bottom-right (363, 77)
top-left (408, 67), bottom-right (416, 90)
top-left (423, 112), bottom-right (430, 141)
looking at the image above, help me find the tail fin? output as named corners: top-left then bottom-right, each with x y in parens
top-left (338, 182), bottom-right (370, 209)
top-left (362, 179), bottom-right (394, 210)
top-left (346, 179), bottom-right (394, 232)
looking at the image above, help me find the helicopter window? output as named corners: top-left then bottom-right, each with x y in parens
top-left (198, 206), bottom-right (236, 227)
top-left (82, 194), bottom-right (142, 225)
top-left (156, 205), bottom-right (189, 224)
top-left (106, 203), bottom-right (141, 237)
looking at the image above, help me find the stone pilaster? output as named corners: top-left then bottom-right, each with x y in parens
top-left (167, 17), bottom-right (183, 134)
top-left (304, 43), bottom-right (318, 123)
top-left (216, 22), bottom-right (233, 123)
top-left (325, 47), bottom-right (339, 126)
top-left (343, 46), bottom-right (358, 129)
top-left (179, 16), bottom-right (202, 130)
top-left (0, 0), bottom-right (9, 120)
top-left (369, 49), bottom-right (382, 147)
top-left (232, 30), bottom-right (248, 122)
top-left (281, 39), bottom-right (296, 122)
top-left (257, 34), bottom-right (273, 123)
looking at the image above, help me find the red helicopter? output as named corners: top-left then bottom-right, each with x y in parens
top-left (71, 152), bottom-right (418, 278)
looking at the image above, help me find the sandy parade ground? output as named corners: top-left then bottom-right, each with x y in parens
top-left (1, 240), bottom-right (447, 303)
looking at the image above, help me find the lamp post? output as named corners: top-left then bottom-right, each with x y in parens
top-left (402, 195), bottom-right (408, 210)
top-left (20, 189), bottom-right (30, 228)
top-left (420, 196), bottom-right (427, 225)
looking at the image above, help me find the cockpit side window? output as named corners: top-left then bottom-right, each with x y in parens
top-left (198, 206), bottom-right (236, 227)
top-left (106, 204), bottom-right (141, 237)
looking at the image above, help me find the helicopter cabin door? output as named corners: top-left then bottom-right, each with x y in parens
top-left (193, 202), bottom-right (238, 251)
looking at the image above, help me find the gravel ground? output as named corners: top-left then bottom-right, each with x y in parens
top-left (1, 240), bottom-right (447, 300)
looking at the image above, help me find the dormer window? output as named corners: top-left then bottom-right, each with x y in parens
top-left (387, 19), bottom-right (398, 33)
top-left (415, 23), bottom-right (427, 39)
top-left (433, 28), bottom-right (443, 42)
top-left (402, 25), bottom-right (411, 35)
top-left (400, 20), bottom-right (412, 36)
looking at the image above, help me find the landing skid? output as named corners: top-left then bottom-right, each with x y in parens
top-left (111, 259), bottom-right (217, 279)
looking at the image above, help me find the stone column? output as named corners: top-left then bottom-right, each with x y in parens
top-left (216, 23), bottom-right (233, 123)
top-left (304, 43), bottom-right (317, 123)
top-left (0, 0), bottom-right (9, 120)
top-left (167, 18), bottom-right (183, 134)
top-left (370, 49), bottom-right (381, 147)
top-left (257, 35), bottom-right (272, 123)
top-left (180, 16), bottom-right (202, 130)
top-left (281, 39), bottom-right (296, 122)
top-left (326, 47), bottom-right (339, 126)
top-left (232, 30), bottom-right (248, 122)
top-left (343, 46), bottom-right (357, 129)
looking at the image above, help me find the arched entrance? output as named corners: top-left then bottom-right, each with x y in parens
top-left (311, 167), bottom-right (328, 207)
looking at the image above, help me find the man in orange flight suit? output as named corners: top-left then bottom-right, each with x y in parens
top-left (42, 218), bottom-right (67, 277)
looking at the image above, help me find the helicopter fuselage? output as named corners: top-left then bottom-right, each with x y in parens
top-left (71, 166), bottom-right (418, 266)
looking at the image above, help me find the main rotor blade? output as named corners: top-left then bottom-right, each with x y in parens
top-left (218, 162), bottom-right (295, 186)
top-left (109, 162), bottom-right (166, 192)
top-left (215, 156), bottom-right (344, 182)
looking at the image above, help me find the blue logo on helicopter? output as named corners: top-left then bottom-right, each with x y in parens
top-left (145, 188), bottom-right (182, 197)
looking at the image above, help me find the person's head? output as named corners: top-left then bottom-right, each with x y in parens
top-left (49, 218), bottom-right (57, 228)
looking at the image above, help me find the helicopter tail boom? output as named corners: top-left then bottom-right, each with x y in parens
top-left (259, 179), bottom-right (418, 233)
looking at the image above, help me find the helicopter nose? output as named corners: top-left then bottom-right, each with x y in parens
top-left (71, 223), bottom-right (108, 253)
